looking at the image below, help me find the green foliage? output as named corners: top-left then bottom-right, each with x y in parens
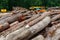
top-left (0, 0), bottom-right (9, 10)
top-left (0, 0), bottom-right (60, 10)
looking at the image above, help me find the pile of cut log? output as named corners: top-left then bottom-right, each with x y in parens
top-left (0, 7), bottom-right (60, 40)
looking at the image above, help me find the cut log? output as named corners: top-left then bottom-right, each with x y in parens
top-left (0, 13), bottom-right (12, 17)
top-left (52, 34), bottom-right (60, 40)
top-left (6, 16), bottom-right (51, 40)
top-left (51, 14), bottom-right (60, 21)
top-left (51, 20), bottom-right (60, 25)
top-left (18, 14), bottom-right (32, 21)
top-left (0, 13), bottom-right (21, 24)
top-left (0, 13), bottom-right (12, 21)
top-left (12, 7), bottom-right (27, 11)
top-left (45, 23), bottom-right (60, 40)
top-left (0, 14), bottom-right (41, 36)
top-left (10, 21), bottom-right (19, 27)
top-left (12, 10), bottom-right (27, 14)
top-left (0, 21), bottom-right (19, 37)
top-left (0, 11), bottom-right (31, 24)
top-left (27, 12), bottom-right (51, 26)
top-left (0, 11), bottom-right (31, 32)
top-left (31, 35), bottom-right (44, 40)
top-left (52, 28), bottom-right (60, 40)
top-left (47, 23), bottom-right (60, 37)
top-left (0, 22), bottom-right (10, 32)
top-left (0, 14), bottom-right (40, 37)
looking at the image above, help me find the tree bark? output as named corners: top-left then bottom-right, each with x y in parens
top-left (0, 22), bottom-right (10, 32)
top-left (31, 35), bottom-right (44, 40)
top-left (0, 21), bottom-right (19, 37)
top-left (0, 13), bottom-right (12, 21)
top-left (45, 23), bottom-right (60, 40)
top-left (0, 11), bottom-right (32, 32)
top-left (0, 14), bottom-right (40, 37)
top-left (52, 28), bottom-right (60, 40)
top-left (27, 12), bottom-right (51, 26)
top-left (10, 21), bottom-right (19, 27)
top-left (51, 14), bottom-right (60, 21)
top-left (6, 16), bottom-right (51, 40)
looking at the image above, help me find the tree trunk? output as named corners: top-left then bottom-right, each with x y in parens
top-left (45, 23), bottom-right (60, 40)
top-left (0, 14), bottom-right (40, 37)
top-left (0, 22), bottom-right (10, 32)
top-left (6, 16), bottom-right (51, 40)
top-left (31, 35), bottom-right (44, 40)
top-left (51, 14), bottom-right (60, 21)
top-left (0, 13), bottom-right (12, 21)
top-left (0, 11), bottom-right (31, 32)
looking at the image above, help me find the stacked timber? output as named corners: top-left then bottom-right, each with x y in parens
top-left (0, 7), bottom-right (60, 40)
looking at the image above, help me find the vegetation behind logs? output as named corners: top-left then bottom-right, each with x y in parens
top-left (0, 0), bottom-right (60, 10)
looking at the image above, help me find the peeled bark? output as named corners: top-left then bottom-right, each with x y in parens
top-left (6, 16), bottom-right (51, 40)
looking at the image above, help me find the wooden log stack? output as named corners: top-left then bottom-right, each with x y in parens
top-left (0, 7), bottom-right (60, 40)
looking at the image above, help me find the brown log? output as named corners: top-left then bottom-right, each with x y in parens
top-left (0, 13), bottom-right (12, 21)
top-left (0, 13), bottom-right (21, 31)
top-left (6, 16), bottom-right (51, 40)
top-left (0, 14), bottom-right (40, 37)
top-left (51, 20), bottom-right (60, 25)
top-left (4, 12), bottom-right (50, 39)
top-left (1, 13), bottom-right (41, 36)
top-left (0, 21), bottom-right (19, 37)
top-left (52, 11), bottom-right (60, 14)
top-left (10, 21), bottom-right (19, 27)
top-left (49, 12), bottom-right (60, 15)
top-left (12, 10), bottom-right (28, 14)
top-left (27, 12), bottom-right (51, 26)
top-left (0, 22), bottom-right (10, 32)
top-left (24, 16), bottom-right (51, 40)
top-left (45, 23), bottom-right (60, 40)
top-left (0, 13), bottom-right (12, 17)
top-left (52, 28), bottom-right (60, 40)
top-left (18, 14), bottom-right (32, 21)
top-left (0, 11), bottom-right (31, 24)
top-left (0, 13), bottom-right (21, 24)
top-left (51, 14), bottom-right (60, 21)
top-left (0, 11), bottom-right (31, 32)
top-left (31, 35), bottom-right (44, 40)
top-left (46, 27), bottom-right (60, 40)
top-left (12, 7), bottom-right (27, 11)
top-left (52, 34), bottom-right (60, 40)
top-left (47, 23), bottom-right (60, 37)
